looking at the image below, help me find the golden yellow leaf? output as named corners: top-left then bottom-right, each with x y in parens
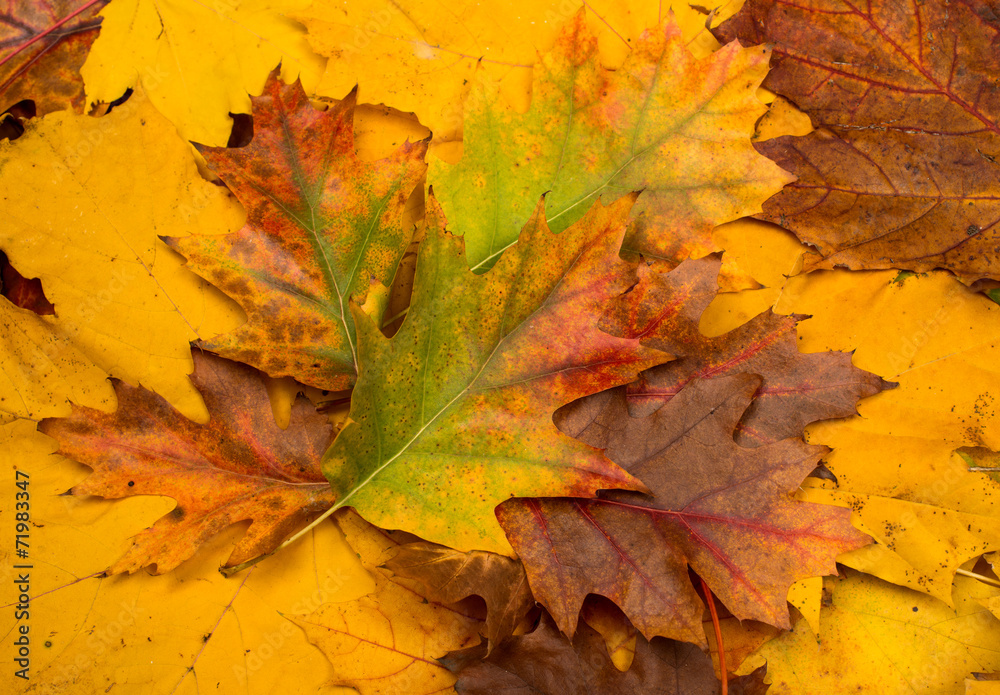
top-left (967, 679), bottom-right (1000, 694)
top-left (711, 218), bottom-right (806, 295)
top-left (786, 576), bottom-right (822, 635)
top-left (290, 510), bottom-right (483, 694)
top-left (782, 272), bottom-right (1000, 599)
top-left (0, 89), bottom-right (246, 422)
top-left (802, 483), bottom-right (1000, 604)
top-left (81, 0), bottom-right (326, 146)
top-left (293, 0), bottom-right (743, 147)
top-left (738, 571), bottom-right (1000, 694)
top-left (752, 95), bottom-right (814, 142)
top-left (0, 300), bottom-right (114, 419)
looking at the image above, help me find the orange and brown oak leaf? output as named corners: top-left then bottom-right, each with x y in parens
top-left (602, 256), bottom-right (888, 444)
top-left (38, 350), bottom-right (337, 574)
top-left (715, 0), bottom-right (1000, 279)
top-left (0, 0), bottom-right (107, 115)
top-left (497, 375), bottom-right (869, 644)
top-left (319, 194), bottom-right (669, 555)
top-left (384, 542), bottom-right (535, 652)
top-left (168, 74), bottom-right (427, 391)
top-left (441, 611), bottom-right (769, 695)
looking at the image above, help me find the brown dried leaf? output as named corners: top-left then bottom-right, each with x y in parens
top-left (384, 542), bottom-right (536, 652)
top-left (499, 375), bottom-right (868, 643)
top-left (441, 611), bottom-right (768, 694)
top-left (715, 0), bottom-right (1000, 280)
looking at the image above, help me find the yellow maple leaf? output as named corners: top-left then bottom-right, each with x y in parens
top-left (739, 571), bottom-right (1000, 694)
top-left (0, 88), bottom-right (246, 422)
top-left (293, 0), bottom-right (743, 147)
top-left (0, 301), bottom-right (113, 419)
top-left (291, 510), bottom-right (484, 694)
top-left (81, 0), bottom-right (326, 146)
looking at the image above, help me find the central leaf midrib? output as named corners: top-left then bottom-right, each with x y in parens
top-left (471, 54), bottom-right (744, 272)
top-left (277, 101), bottom-right (358, 371)
top-left (333, 236), bottom-right (594, 512)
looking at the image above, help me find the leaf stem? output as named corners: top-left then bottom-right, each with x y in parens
top-left (220, 504), bottom-right (340, 577)
top-left (956, 567), bottom-right (1000, 588)
top-left (701, 576), bottom-right (728, 695)
top-left (380, 306), bottom-right (409, 328)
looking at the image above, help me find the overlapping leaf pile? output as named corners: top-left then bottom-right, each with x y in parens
top-left (4, 0), bottom-right (1000, 693)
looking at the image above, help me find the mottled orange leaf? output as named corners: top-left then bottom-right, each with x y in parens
top-left (385, 542), bottom-right (536, 651)
top-left (602, 256), bottom-right (888, 444)
top-left (169, 73), bottom-right (428, 391)
top-left (498, 375), bottom-right (868, 643)
top-left (38, 350), bottom-right (337, 574)
top-left (317, 194), bottom-right (668, 557)
top-left (441, 610), bottom-right (769, 694)
top-left (0, 0), bottom-right (107, 115)
top-left (716, 0), bottom-right (1000, 279)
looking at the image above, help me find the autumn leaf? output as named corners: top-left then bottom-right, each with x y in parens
top-left (293, 0), bottom-right (746, 148)
top-left (292, 0), bottom-right (543, 146)
top-left (738, 570), bottom-right (1000, 694)
top-left (0, 416), bottom-right (372, 694)
top-left (38, 350), bottom-right (337, 574)
top-left (80, 0), bottom-right (325, 145)
top-left (600, 256), bottom-right (888, 444)
top-left (314, 194), bottom-right (668, 556)
top-left (716, 0), bottom-right (1000, 279)
top-left (384, 542), bottom-right (536, 651)
top-left (169, 74), bottom-right (428, 391)
top-left (772, 269), bottom-right (1000, 601)
top-left (441, 610), bottom-right (769, 694)
top-left (498, 374), bottom-right (868, 644)
top-left (11, 1), bottom-right (1000, 692)
top-left (968, 677), bottom-right (1000, 695)
top-left (292, 509), bottom-right (484, 694)
top-left (0, 87), bottom-right (244, 422)
top-left (429, 12), bottom-right (792, 272)
top-left (0, 0), bottom-right (107, 116)
top-left (712, 217), bottom-right (807, 294)
top-left (0, 297), bottom-right (113, 419)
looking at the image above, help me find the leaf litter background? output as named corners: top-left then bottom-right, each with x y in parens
top-left (2, 0), bottom-right (1000, 693)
